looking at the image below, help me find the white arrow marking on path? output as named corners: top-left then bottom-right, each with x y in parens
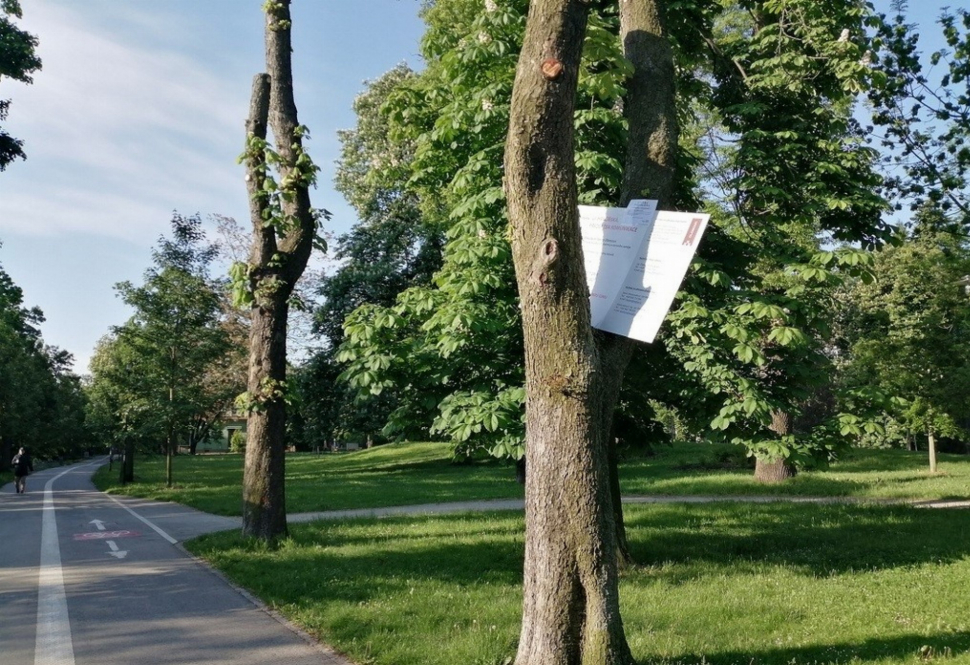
top-left (106, 540), bottom-right (128, 559)
top-left (90, 519), bottom-right (106, 530)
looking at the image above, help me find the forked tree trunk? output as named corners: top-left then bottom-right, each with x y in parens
top-left (241, 0), bottom-right (317, 541)
top-left (506, 4), bottom-right (629, 661)
top-left (505, 0), bottom-right (677, 662)
top-left (754, 410), bottom-right (797, 483)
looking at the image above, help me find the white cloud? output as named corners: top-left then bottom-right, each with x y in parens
top-left (0, 2), bottom-right (250, 243)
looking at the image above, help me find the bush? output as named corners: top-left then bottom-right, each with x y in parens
top-left (230, 431), bottom-right (246, 454)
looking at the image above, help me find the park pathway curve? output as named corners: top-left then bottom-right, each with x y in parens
top-left (285, 492), bottom-right (970, 524)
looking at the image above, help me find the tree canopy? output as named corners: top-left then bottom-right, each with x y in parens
top-left (0, 0), bottom-right (41, 171)
top-left (0, 244), bottom-right (89, 468)
top-left (86, 213), bottom-right (240, 485)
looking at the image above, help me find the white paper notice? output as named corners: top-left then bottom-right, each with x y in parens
top-left (579, 199), bottom-right (658, 326)
top-left (580, 203), bottom-right (709, 343)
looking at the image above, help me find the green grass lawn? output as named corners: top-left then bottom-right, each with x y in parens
top-left (92, 442), bottom-right (525, 515)
top-left (620, 445), bottom-right (970, 500)
top-left (93, 441), bottom-right (970, 516)
top-left (187, 501), bottom-right (970, 665)
top-left (100, 440), bottom-right (970, 663)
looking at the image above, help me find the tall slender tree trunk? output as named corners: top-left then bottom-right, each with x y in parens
top-left (166, 383), bottom-right (174, 488)
top-left (505, 1), bottom-right (677, 662)
top-left (754, 410), bottom-right (797, 483)
top-left (928, 426), bottom-right (938, 473)
top-left (166, 433), bottom-right (173, 487)
top-left (240, 0), bottom-right (317, 542)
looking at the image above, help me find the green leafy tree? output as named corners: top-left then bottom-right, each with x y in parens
top-left (869, 3), bottom-right (970, 228)
top-left (294, 65), bottom-right (443, 448)
top-left (113, 213), bottom-right (232, 486)
top-left (660, 0), bottom-right (891, 481)
top-left (0, 0), bottom-right (41, 171)
top-left (337, 0), bottom-right (893, 484)
top-left (838, 215), bottom-right (970, 471)
top-left (85, 332), bottom-right (157, 479)
top-left (338, 0), bottom-right (644, 459)
top-left (0, 247), bottom-right (89, 467)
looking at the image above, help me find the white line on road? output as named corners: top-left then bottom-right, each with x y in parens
top-left (89, 519), bottom-right (106, 530)
top-left (35, 466), bottom-right (78, 665)
top-left (102, 492), bottom-right (177, 545)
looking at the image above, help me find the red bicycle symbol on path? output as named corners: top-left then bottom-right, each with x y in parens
top-left (73, 530), bottom-right (141, 541)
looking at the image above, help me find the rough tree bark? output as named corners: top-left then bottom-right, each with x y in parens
top-left (505, 0), bottom-right (677, 663)
top-left (241, 0), bottom-right (317, 542)
top-left (754, 410), bottom-right (797, 483)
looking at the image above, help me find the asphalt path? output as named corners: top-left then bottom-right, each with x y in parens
top-left (0, 459), bottom-right (348, 665)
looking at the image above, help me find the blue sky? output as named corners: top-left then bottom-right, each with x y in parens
top-left (0, 0), bottom-right (956, 374)
top-left (0, 0), bottom-right (427, 373)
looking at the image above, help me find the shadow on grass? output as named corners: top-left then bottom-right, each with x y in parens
top-left (830, 448), bottom-right (938, 473)
top-left (662, 632), bottom-right (970, 665)
top-left (189, 513), bottom-right (527, 603)
top-left (193, 502), bottom-right (970, 605)
top-left (186, 502), bottom-right (970, 665)
top-left (626, 502), bottom-right (970, 578)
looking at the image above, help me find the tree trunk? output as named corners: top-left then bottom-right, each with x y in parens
top-left (120, 437), bottom-right (135, 484)
top-left (607, 436), bottom-right (632, 567)
top-left (242, 297), bottom-right (290, 540)
top-left (506, 3), bottom-right (630, 662)
top-left (505, 0), bottom-right (677, 662)
top-left (515, 456), bottom-right (526, 485)
top-left (754, 410), bottom-right (797, 483)
top-left (166, 404), bottom-right (174, 488)
top-left (928, 427), bottom-right (938, 473)
top-left (599, 0), bottom-right (680, 572)
top-left (240, 0), bottom-right (317, 542)
top-left (753, 457), bottom-right (796, 482)
top-left (165, 436), bottom-right (173, 487)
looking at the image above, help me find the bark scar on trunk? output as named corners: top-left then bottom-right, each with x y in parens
top-left (542, 58), bottom-right (564, 79)
top-left (533, 237), bottom-right (559, 286)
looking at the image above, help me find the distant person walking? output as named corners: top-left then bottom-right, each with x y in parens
top-left (12, 447), bottom-right (33, 494)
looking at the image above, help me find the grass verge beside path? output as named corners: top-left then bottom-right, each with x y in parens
top-left (187, 501), bottom-right (970, 665)
top-left (94, 442), bottom-right (970, 516)
top-left (92, 442), bottom-right (524, 515)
